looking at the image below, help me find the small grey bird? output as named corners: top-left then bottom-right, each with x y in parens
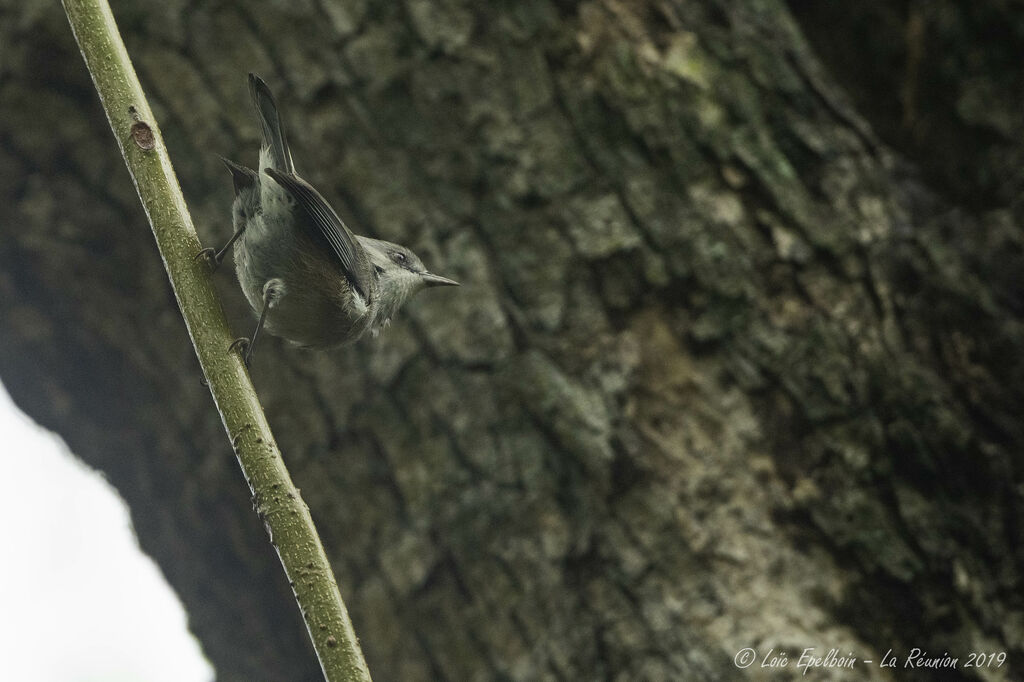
top-left (200, 74), bottom-right (458, 364)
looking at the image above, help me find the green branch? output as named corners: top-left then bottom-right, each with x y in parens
top-left (60, 1), bottom-right (372, 679)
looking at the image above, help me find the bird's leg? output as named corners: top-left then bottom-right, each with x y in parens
top-left (196, 225), bottom-right (246, 271)
top-left (230, 279), bottom-right (282, 367)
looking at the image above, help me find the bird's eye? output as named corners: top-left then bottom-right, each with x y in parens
top-left (391, 251), bottom-right (407, 264)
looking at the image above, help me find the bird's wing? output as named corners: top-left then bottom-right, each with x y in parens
top-left (248, 74), bottom-right (295, 174)
top-left (219, 156), bottom-right (258, 196)
top-left (264, 168), bottom-right (374, 303)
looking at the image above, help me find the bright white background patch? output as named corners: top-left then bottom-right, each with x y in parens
top-left (0, 382), bottom-right (214, 682)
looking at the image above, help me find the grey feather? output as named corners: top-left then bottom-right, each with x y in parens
top-left (220, 156), bottom-right (258, 196)
top-left (248, 73), bottom-right (294, 173)
top-left (264, 168), bottom-right (374, 304)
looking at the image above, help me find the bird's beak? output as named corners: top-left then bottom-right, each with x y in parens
top-left (421, 272), bottom-right (460, 287)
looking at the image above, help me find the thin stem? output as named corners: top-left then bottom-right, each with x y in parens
top-left (59, 1), bottom-right (372, 679)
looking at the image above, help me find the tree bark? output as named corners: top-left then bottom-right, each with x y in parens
top-left (1, 0), bottom-right (1021, 680)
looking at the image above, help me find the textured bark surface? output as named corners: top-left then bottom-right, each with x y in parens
top-left (1, 0), bottom-right (1022, 680)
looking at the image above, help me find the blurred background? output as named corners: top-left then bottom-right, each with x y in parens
top-left (0, 0), bottom-right (1022, 680)
top-left (0, 382), bottom-right (212, 681)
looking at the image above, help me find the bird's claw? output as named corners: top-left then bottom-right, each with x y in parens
top-left (229, 337), bottom-right (252, 366)
top-left (195, 247), bottom-right (222, 270)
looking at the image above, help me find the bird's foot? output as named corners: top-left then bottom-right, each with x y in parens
top-left (229, 337), bottom-right (252, 367)
top-left (195, 247), bottom-right (223, 271)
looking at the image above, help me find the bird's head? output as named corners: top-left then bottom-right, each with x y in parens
top-left (358, 237), bottom-right (458, 319)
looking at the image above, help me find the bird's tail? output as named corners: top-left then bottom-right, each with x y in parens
top-left (248, 73), bottom-right (294, 174)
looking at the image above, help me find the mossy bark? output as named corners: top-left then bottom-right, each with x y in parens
top-left (1, 0), bottom-right (1021, 680)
